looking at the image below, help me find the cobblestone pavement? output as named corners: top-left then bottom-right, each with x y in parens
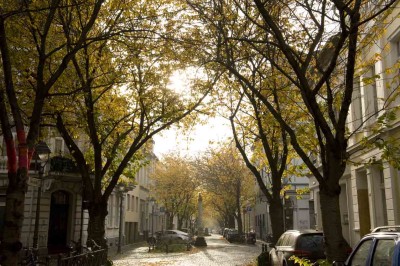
top-left (112, 234), bottom-right (263, 266)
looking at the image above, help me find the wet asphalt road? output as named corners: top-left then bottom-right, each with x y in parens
top-left (112, 234), bottom-right (263, 266)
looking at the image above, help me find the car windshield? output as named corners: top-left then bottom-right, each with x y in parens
top-left (297, 234), bottom-right (324, 251)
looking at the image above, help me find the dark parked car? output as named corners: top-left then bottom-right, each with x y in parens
top-left (345, 226), bottom-right (400, 266)
top-left (269, 229), bottom-right (325, 266)
top-left (226, 229), bottom-right (240, 242)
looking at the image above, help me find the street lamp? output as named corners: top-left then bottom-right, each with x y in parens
top-left (116, 183), bottom-right (134, 254)
top-left (149, 198), bottom-right (156, 238)
top-left (32, 141), bottom-right (51, 250)
top-left (117, 184), bottom-right (125, 254)
top-left (242, 207), bottom-right (246, 234)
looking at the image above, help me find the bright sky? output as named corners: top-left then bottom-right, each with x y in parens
top-left (153, 116), bottom-right (232, 158)
top-left (151, 70), bottom-right (233, 158)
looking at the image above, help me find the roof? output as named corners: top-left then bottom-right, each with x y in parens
top-left (371, 225), bottom-right (400, 233)
top-left (284, 229), bottom-right (322, 235)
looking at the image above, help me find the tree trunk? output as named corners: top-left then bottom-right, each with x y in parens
top-left (87, 200), bottom-right (108, 248)
top-left (0, 170), bottom-right (27, 266)
top-left (269, 198), bottom-right (284, 244)
top-left (236, 211), bottom-right (243, 235)
top-left (320, 185), bottom-right (350, 263)
top-left (226, 214), bottom-right (235, 228)
top-left (317, 147), bottom-right (351, 262)
top-left (177, 215), bottom-right (183, 230)
top-left (166, 213), bottom-right (174, 230)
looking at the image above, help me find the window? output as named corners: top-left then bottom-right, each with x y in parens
top-left (372, 239), bottom-right (395, 266)
top-left (352, 77), bottom-right (363, 130)
top-left (262, 214), bottom-right (265, 228)
top-left (349, 239), bottom-right (373, 266)
top-left (379, 170), bottom-right (388, 225)
top-left (114, 196), bottom-right (119, 227)
top-left (55, 138), bottom-right (63, 155)
top-left (276, 234), bottom-right (285, 246)
top-left (297, 234), bottom-right (324, 252)
top-left (363, 65), bottom-right (378, 119)
top-left (281, 234), bottom-right (291, 246)
top-left (107, 195), bottom-right (114, 227)
top-left (370, 65), bottom-right (378, 115)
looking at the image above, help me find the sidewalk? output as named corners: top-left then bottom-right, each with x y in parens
top-left (108, 241), bottom-right (147, 259)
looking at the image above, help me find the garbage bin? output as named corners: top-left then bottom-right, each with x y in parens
top-left (257, 251), bottom-right (270, 266)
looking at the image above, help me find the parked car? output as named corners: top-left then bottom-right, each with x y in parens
top-left (269, 229), bottom-right (325, 266)
top-left (154, 230), bottom-right (192, 244)
top-left (371, 225), bottom-right (400, 233)
top-left (226, 229), bottom-right (243, 243)
top-left (345, 226), bottom-right (400, 266)
top-left (223, 228), bottom-right (231, 238)
top-left (246, 231), bottom-right (256, 244)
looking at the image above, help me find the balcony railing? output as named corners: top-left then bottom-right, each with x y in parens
top-left (0, 156), bottom-right (78, 173)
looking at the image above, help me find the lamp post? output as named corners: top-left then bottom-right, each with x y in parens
top-left (32, 141), bottom-right (51, 250)
top-left (117, 185), bottom-right (125, 254)
top-left (242, 207), bottom-right (246, 234)
top-left (116, 183), bottom-right (135, 253)
top-left (149, 198), bottom-right (155, 237)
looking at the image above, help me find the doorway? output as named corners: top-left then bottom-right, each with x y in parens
top-left (356, 170), bottom-right (371, 237)
top-left (47, 190), bottom-right (70, 252)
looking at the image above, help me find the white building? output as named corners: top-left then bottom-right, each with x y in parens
top-left (253, 168), bottom-right (311, 240)
top-left (106, 149), bottom-right (166, 249)
top-left (310, 3), bottom-right (400, 247)
top-left (0, 132), bottom-right (162, 253)
top-left (0, 135), bottom-right (88, 253)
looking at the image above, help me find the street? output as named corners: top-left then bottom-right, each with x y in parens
top-left (112, 234), bottom-right (263, 266)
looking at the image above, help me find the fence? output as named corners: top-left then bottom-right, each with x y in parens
top-left (57, 248), bottom-right (108, 266)
top-left (19, 248), bottom-right (108, 266)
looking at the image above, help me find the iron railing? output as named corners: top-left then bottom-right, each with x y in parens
top-left (57, 248), bottom-right (108, 266)
top-left (19, 248), bottom-right (108, 266)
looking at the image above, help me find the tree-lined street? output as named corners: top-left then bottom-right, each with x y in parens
top-left (0, 0), bottom-right (399, 265)
top-left (112, 234), bottom-right (261, 266)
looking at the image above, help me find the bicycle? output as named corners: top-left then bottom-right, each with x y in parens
top-left (19, 247), bottom-right (47, 266)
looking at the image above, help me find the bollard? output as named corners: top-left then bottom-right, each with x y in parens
top-left (262, 243), bottom-right (267, 252)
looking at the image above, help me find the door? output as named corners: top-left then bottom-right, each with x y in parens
top-left (47, 190), bottom-right (70, 252)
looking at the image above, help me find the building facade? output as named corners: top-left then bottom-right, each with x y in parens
top-left (105, 150), bottom-right (166, 249)
top-left (310, 3), bottom-right (400, 247)
top-left (0, 132), bottom-right (160, 253)
top-left (253, 168), bottom-right (311, 240)
top-left (0, 135), bottom-right (87, 253)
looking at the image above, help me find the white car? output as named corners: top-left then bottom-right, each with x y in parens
top-left (155, 230), bottom-right (192, 243)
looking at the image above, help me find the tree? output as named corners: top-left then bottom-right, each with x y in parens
top-left (186, 0), bottom-right (398, 262)
top-left (194, 142), bottom-right (254, 234)
top-left (43, 0), bottom-right (213, 247)
top-left (150, 154), bottom-right (198, 230)
top-left (226, 74), bottom-right (305, 243)
top-left (0, 1), bottom-right (106, 264)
